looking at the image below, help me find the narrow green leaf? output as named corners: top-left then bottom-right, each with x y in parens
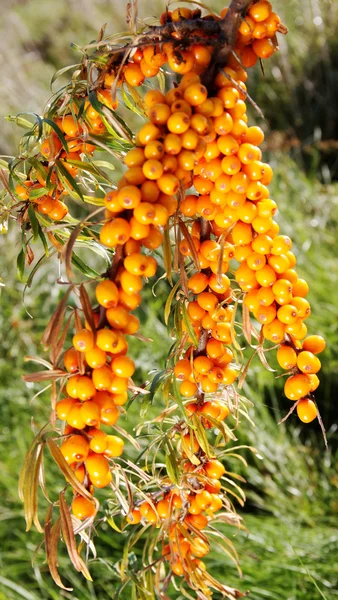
top-left (17, 248), bottom-right (26, 282)
top-left (164, 280), bottom-right (180, 325)
top-left (38, 226), bottom-right (49, 256)
top-left (50, 63), bottom-right (80, 87)
top-left (181, 300), bottom-right (199, 347)
top-left (27, 206), bottom-right (39, 242)
top-left (42, 118), bottom-right (69, 152)
top-left (55, 159), bottom-right (84, 200)
top-left (71, 252), bottom-right (101, 278)
top-left (165, 441), bottom-right (180, 485)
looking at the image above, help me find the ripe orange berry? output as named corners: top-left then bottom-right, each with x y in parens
top-left (56, 397), bottom-right (75, 421)
top-left (297, 351), bottom-right (321, 374)
top-left (106, 305), bottom-right (129, 330)
top-left (199, 400), bottom-right (221, 420)
top-left (86, 453), bottom-right (110, 479)
top-left (302, 335), bottom-right (326, 355)
top-left (253, 38), bottom-right (275, 59)
top-left (284, 374), bottom-right (311, 401)
top-left (127, 508), bottom-right (142, 524)
top-left (180, 380), bottom-right (197, 398)
top-left (133, 202), bottom-right (156, 224)
top-left (72, 496), bottom-right (96, 520)
top-left (66, 403), bottom-right (86, 430)
top-left (194, 355), bottom-right (213, 375)
top-left (137, 123), bottom-right (160, 146)
top-left (174, 359), bottom-right (192, 380)
top-left (112, 356), bottom-right (135, 378)
top-left (92, 365), bottom-right (114, 391)
top-left (104, 435), bottom-right (124, 457)
top-left (100, 218), bottom-right (131, 247)
top-left (120, 270), bottom-right (143, 295)
top-left (291, 297), bottom-right (311, 319)
top-left (276, 345), bottom-right (297, 370)
top-left (187, 273), bottom-right (209, 294)
top-left (167, 49), bottom-right (195, 74)
top-left (277, 304), bottom-right (298, 325)
top-left (64, 347), bottom-right (79, 373)
top-left (148, 103), bottom-right (171, 125)
top-left (185, 513), bottom-right (208, 530)
top-left (292, 279), bottom-right (309, 297)
top-left (183, 432), bottom-right (200, 454)
top-left (80, 400), bottom-right (100, 426)
top-left (157, 173), bottom-right (180, 196)
top-left (157, 498), bottom-right (170, 519)
top-left (73, 329), bottom-right (95, 352)
top-left (297, 398), bottom-right (317, 423)
top-left (96, 329), bottom-right (118, 353)
top-left (48, 200), bottom-right (68, 221)
top-left (62, 115), bottom-right (82, 137)
top-left (61, 434), bottom-right (89, 464)
top-left (206, 338), bottom-right (224, 360)
top-left (89, 429), bottom-right (108, 453)
top-left (248, 0), bottom-right (272, 22)
top-left (205, 459), bottom-right (225, 479)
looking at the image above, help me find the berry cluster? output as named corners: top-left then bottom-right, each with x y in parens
top-left (11, 2), bottom-right (326, 596)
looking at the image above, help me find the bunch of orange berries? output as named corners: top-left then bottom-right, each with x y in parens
top-left (13, 2), bottom-right (326, 593)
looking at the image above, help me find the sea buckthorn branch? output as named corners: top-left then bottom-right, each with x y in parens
top-left (1, 1), bottom-right (327, 598)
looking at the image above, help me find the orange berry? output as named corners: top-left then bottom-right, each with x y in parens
top-left (62, 115), bottom-right (82, 137)
top-left (302, 335), bottom-right (326, 355)
top-left (297, 351), bottom-right (321, 374)
top-left (174, 359), bottom-right (192, 380)
top-left (248, 0), bottom-right (272, 22)
top-left (96, 329), bottom-right (118, 352)
top-left (72, 496), bottom-right (96, 520)
top-left (188, 272), bottom-right (209, 294)
top-left (73, 329), bottom-right (95, 353)
top-left (157, 499), bottom-right (170, 519)
top-left (276, 345), bottom-right (297, 370)
top-left (66, 403), bottom-right (86, 430)
top-left (126, 508), bottom-right (142, 524)
top-left (86, 453), bottom-right (110, 479)
top-left (120, 270), bottom-right (143, 295)
top-left (92, 365), bottom-right (114, 391)
top-left (56, 397), bottom-right (75, 421)
top-left (112, 355), bottom-right (135, 378)
top-left (180, 380), bottom-right (198, 398)
top-left (106, 305), bottom-right (129, 330)
top-left (185, 513), bottom-right (208, 530)
top-left (61, 434), bottom-right (89, 464)
top-left (291, 278), bottom-right (309, 298)
top-left (204, 459), bottom-right (225, 479)
top-left (104, 435), bottom-right (124, 457)
top-left (137, 123), bottom-right (160, 146)
top-left (80, 400), bottom-right (100, 426)
top-left (296, 399), bottom-right (317, 423)
top-left (64, 347), bottom-right (79, 373)
top-left (284, 374), bottom-right (311, 400)
top-left (100, 218), bottom-right (131, 247)
top-left (149, 103), bottom-right (171, 125)
top-left (89, 428), bottom-right (108, 453)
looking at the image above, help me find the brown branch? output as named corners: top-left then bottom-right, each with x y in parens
top-left (203, 0), bottom-right (252, 86)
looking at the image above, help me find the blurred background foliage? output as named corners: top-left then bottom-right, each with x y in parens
top-left (0, 0), bottom-right (337, 599)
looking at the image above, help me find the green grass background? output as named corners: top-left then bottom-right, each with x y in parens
top-left (0, 1), bottom-right (338, 599)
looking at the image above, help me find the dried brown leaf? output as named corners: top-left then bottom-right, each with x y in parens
top-left (59, 492), bottom-right (93, 580)
top-left (41, 286), bottom-right (73, 349)
top-left (45, 506), bottom-right (72, 590)
top-left (22, 369), bottom-right (65, 382)
top-left (178, 219), bottom-right (200, 271)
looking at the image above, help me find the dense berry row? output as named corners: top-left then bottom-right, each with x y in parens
top-left (13, 2), bottom-right (325, 595)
